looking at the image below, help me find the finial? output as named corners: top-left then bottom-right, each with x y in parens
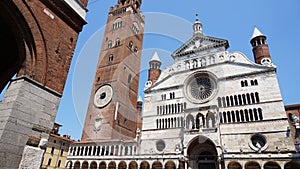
top-left (196, 13), bottom-right (199, 21)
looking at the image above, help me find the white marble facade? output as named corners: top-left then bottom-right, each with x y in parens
top-left (66, 19), bottom-right (298, 169)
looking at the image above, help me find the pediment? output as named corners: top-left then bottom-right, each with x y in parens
top-left (172, 34), bottom-right (229, 59)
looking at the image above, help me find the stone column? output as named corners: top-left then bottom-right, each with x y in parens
top-left (0, 78), bottom-right (61, 169)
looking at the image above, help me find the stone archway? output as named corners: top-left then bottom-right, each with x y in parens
top-left (82, 161), bottom-right (89, 169)
top-left (140, 161), bottom-right (150, 169)
top-left (245, 161), bottom-right (260, 169)
top-left (129, 161), bottom-right (138, 169)
top-left (264, 161), bottom-right (280, 169)
top-left (187, 136), bottom-right (219, 169)
top-left (152, 161), bottom-right (163, 169)
top-left (228, 161), bottom-right (242, 169)
top-left (90, 161), bottom-right (97, 169)
top-left (109, 161), bottom-right (117, 169)
top-left (284, 160), bottom-right (300, 169)
top-left (165, 161), bottom-right (176, 169)
top-left (74, 161), bottom-right (80, 169)
top-left (99, 161), bottom-right (106, 169)
top-left (118, 161), bottom-right (127, 169)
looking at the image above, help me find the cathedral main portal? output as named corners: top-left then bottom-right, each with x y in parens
top-left (187, 137), bottom-right (218, 169)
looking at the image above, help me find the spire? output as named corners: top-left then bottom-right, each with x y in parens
top-left (150, 51), bottom-right (161, 62)
top-left (193, 13), bottom-right (203, 35)
top-left (251, 26), bottom-right (265, 39)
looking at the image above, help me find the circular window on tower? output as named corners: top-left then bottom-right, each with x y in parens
top-left (156, 140), bottom-right (166, 152)
top-left (184, 71), bottom-right (218, 104)
top-left (249, 133), bottom-right (268, 152)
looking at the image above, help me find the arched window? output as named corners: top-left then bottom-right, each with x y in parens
top-left (108, 54), bottom-right (113, 62)
top-left (251, 93), bottom-right (256, 104)
top-left (108, 40), bottom-right (112, 49)
top-left (242, 94), bottom-right (247, 105)
top-left (113, 18), bottom-right (122, 30)
top-left (258, 108), bottom-right (263, 120)
top-left (238, 95), bottom-right (242, 105)
top-left (128, 41), bottom-right (133, 49)
top-left (174, 118), bottom-right (177, 128)
top-left (254, 79), bottom-right (258, 85)
top-left (246, 93), bottom-right (251, 104)
top-left (230, 96), bottom-right (234, 107)
top-left (241, 81), bottom-right (245, 87)
top-left (240, 110), bottom-right (245, 122)
top-left (227, 111), bottom-right (231, 123)
top-left (165, 119), bottom-right (167, 128)
top-left (244, 80), bottom-right (248, 86)
top-left (249, 109), bottom-right (254, 121)
top-left (134, 46), bottom-right (138, 53)
top-left (234, 95), bottom-right (238, 106)
top-left (255, 92), bottom-right (260, 103)
top-left (115, 38), bottom-right (120, 46)
top-left (226, 96), bottom-right (230, 107)
top-left (223, 112), bottom-right (227, 123)
top-left (253, 108), bottom-right (259, 121)
top-left (132, 22), bottom-right (139, 34)
top-left (231, 111), bottom-right (235, 122)
top-left (245, 109), bottom-right (249, 122)
top-left (222, 97), bottom-right (226, 107)
top-left (159, 119), bottom-right (162, 129)
top-left (236, 110), bottom-right (240, 122)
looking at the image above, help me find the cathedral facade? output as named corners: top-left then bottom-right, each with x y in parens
top-left (66, 1), bottom-right (299, 169)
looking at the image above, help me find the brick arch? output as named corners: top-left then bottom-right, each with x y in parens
top-left (0, 1), bottom-right (37, 93)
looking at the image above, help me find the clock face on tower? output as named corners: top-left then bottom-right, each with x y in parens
top-left (94, 84), bottom-right (113, 108)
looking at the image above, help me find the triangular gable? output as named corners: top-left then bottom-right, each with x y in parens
top-left (172, 34), bottom-right (229, 59)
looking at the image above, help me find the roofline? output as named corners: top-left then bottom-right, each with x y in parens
top-left (285, 104), bottom-right (300, 110)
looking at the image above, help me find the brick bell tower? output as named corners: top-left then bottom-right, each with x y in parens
top-left (148, 51), bottom-right (161, 85)
top-left (82, 0), bottom-right (144, 141)
top-left (250, 26), bottom-right (272, 65)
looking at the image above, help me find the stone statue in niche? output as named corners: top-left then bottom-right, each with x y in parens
top-left (189, 119), bottom-right (193, 129)
top-left (208, 118), bottom-right (213, 128)
top-left (198, 116), bottom-right (203, 128)
top-left (293, 115), bottom-right (300, 129)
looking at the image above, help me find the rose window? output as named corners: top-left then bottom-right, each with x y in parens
top-left (184, 72), bottom-right (217, 103)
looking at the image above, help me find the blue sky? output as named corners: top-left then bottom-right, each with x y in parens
top-left (52, 0), bottom-right (300, 140)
